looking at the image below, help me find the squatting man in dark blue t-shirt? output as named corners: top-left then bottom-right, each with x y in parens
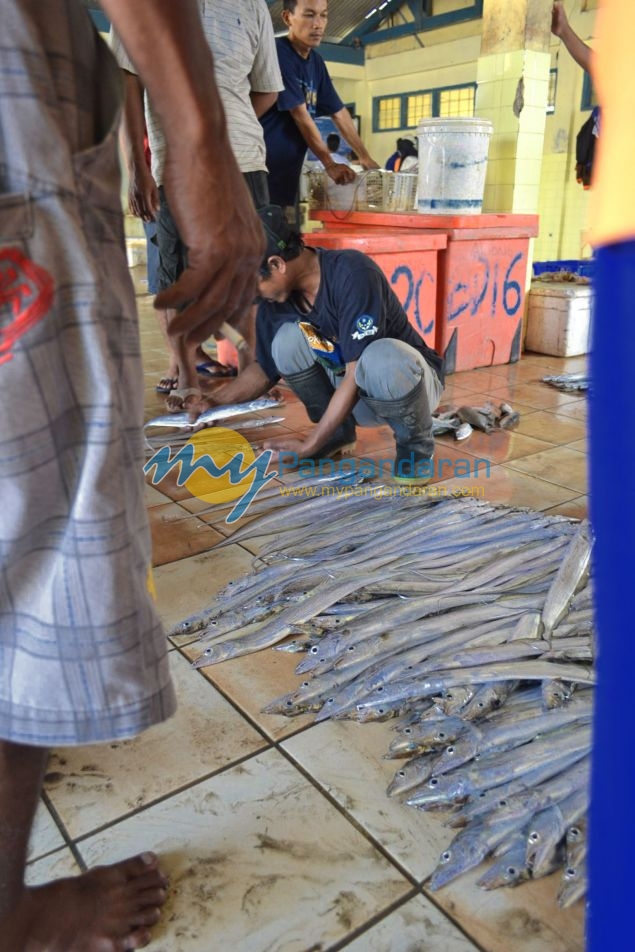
top-left (203, 205), bottom-right (445, 483)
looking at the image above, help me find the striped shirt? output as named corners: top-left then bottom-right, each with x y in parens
top-left (111, 0), bottom-right (283, 183)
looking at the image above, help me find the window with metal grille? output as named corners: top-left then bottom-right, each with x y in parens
top-left (406, 92), bottom-right (433, 126)
top-left (373, 83), bottom-right (476, 133)
top-left (376, 96), bottom-right (402, 131)
top-left (439, 85), bottom-right (475, 118)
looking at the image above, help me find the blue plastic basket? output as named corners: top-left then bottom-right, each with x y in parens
top-left (532, 259), bottom-right (595, 278)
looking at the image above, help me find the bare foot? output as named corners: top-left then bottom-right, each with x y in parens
top-left (164, 387), bottom-right (203, 414)
top-left (4, 852), bottom-right (168, 952)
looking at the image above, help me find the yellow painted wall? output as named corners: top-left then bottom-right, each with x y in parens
top-left (327, 1), bottom-right (597, 262)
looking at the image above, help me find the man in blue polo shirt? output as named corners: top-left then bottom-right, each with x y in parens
top-left (203, 206), bottom-right (445, 482)
top-left (261, 0), bottom-right (379, 214)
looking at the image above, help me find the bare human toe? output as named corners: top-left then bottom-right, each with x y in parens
top-left (5, 852), bottom-right (168, 951)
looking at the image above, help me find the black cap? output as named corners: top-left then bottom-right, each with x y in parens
top-left (257, 204), bottom-right (295, 263)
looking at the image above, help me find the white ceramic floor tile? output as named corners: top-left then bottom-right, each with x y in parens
top-left (182, 642), bottom-right (316, 741)
top-left (28, 799), bottom-right (66, 861)
top-left (343, 893), bottom-right (481, 951)
top-left (44, 652), bottom-right (268, 839)
top-left (153, 545), bottom-right (257, 644)
top-left (26, 847), bottom-right (81, 885)
top-left (281, 721), bottom-right (584, 952)
top-left (283, 719), bottom-right (443, 882)
top-left (75, 749), bottom-right (411, 952)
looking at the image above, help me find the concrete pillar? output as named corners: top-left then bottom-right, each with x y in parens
top-left (476, 0), bottom-right (552, 213)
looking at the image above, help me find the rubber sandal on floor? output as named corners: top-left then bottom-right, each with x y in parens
top-left (155, 375), bottom-right (178, 394)
top-left (196, 360), bottom-right (237, 379)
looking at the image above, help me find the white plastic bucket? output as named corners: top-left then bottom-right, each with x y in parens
top-left (416, 118), bottom-right (493, 214)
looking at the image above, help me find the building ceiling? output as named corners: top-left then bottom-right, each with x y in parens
top-left (82, 1), bottom-right (408, 47)
top-left (82, 2), bottom-right (483, 53)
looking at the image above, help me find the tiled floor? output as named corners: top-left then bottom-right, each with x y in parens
top-left (27, 268), bottom-right (589, 951)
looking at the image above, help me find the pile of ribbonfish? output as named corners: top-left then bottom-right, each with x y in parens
top-left (174, 484), bottom-right (593, 907)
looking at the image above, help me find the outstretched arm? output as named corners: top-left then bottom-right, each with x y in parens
top-left (552, 2), bottom-right (592, 73)
top-left (264, 361), bottom-right (359, 460)
top-left (331, 108), bottom-right (380, 171)
top-left (288, 103), bottom-right (356, 185)
top-left (101, 0), bottom-right (264, 341)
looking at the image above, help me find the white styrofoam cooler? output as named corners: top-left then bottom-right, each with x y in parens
top-left (525, 283), bottom-right (593, 357)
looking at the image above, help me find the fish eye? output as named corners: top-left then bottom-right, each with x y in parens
top-left (507, 866), bottom-right (517, 876)
top-left (404, 728), bottom-right (412, 735)
top-left (285, 700), bottom-right (293, 707)
top-left (529, 832), bottom-right (539, 842)
top-left (302, 681), bottom-right (309, 687)
top-left (569, 827), bottom-right (580, 838)
top-left (438, 732), bottom-right (446, 739)
top-left (441, 851), bottom-right (451, 862)
top-left (429, 778), bottom-right (438, 787)
top-left (498, 798), bottom-right (508, 806)
top-left (446, 746), bottom-right (454, 754)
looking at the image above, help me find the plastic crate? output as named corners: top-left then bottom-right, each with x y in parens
top-left (382, 171), bottom-right (418, 212)
top-left (305, 170), bottom-right (415, 213)
top-left (532, 259), bottom-right (594, 279)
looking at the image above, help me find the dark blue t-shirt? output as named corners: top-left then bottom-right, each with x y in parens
top-left (260, 37), bottom-right (343, 207)
top-left (255, 248), bottom-right (444, 385)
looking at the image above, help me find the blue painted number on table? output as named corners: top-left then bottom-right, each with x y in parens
top-left (448, 252), bottom-right (525, 321)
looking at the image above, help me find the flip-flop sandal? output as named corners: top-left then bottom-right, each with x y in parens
top-left (196, 360), bottom-right (237, 379)
top-left (165, 387), bottom-right (203, 412)
top-left (156, 375), bottom-right (178, 394)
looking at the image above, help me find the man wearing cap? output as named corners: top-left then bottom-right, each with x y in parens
top-left (205, 206), bottom-right (444, 482)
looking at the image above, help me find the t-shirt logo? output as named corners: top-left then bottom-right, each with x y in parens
top-left (302, 82), bottom-right (318, 115)
top-left (351, 314), bottom-right (378, 341)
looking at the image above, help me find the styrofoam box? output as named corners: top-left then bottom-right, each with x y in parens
top-left (525, 283), bottom-right (593, 357)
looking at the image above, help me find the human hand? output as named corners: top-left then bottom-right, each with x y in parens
top-left (359, 157), bottom-right (381, 171)
top-left (551, 2), bottom-right (568, 37)
top-left (156, 142), bottom-right (265, 344)
top-left (325, 163), bottom-right (356, 186)
top-left (263, 436), bottom-right (313, 462)
top-left (128, 166), bottom-right (159, 222)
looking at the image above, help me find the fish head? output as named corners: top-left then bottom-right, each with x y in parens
top-left (432, 737), bottom-right (475, 775)
top-left (427, 829), bottom-right (487, 890)
top-left (477, 852), bottom-right (530, 890)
